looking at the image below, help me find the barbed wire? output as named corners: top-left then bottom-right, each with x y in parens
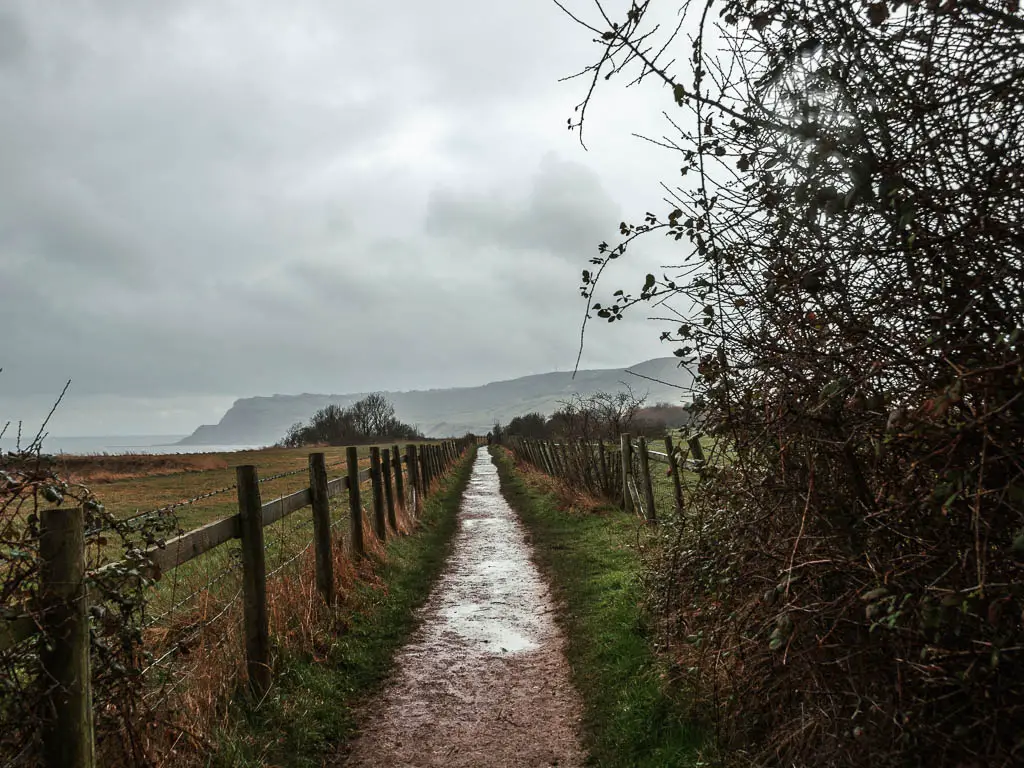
top-left (104, 460), bottom-right (340, 535)
top-left (265, 535), bottom-right (316, 580)
top-left (140, 585), bottom-right (243, 680)
top-left (143, 560), bottom-right (242, 630)
top-left (257, 465), bottom-right (310, 484)
top-left (115, 481), bottom-right (240, 529)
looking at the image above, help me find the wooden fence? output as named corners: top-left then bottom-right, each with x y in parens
top-left (503, 433), bottom-right (706, 523)
top-left (2, 437), bottom-right (474, 768)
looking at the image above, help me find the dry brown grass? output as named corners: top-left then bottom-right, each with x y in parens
top-left (505, 449), bottom-right (609, 516)
top-left (125, 487), bottom-right (420, 766)
top-left (58, 453), bottom-right (231, 484)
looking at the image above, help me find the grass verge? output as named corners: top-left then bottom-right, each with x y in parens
top-left (209, 447), bottom-right (476, 767)
top-left (490, 446), bottom-right (703, 768)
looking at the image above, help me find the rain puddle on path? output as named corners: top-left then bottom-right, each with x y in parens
top-left (341, 450), bottom-right (585, 767)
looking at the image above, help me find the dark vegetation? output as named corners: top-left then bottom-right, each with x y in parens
top-left (491, 446), bottom-right (701, 767)
top-left (564, 1), bottom-right (1024, 765)
top-left (1, 446), bottom-right (176, 764)
top-left (492, 389), bottom-right (692, 443)
top-left (281, 393), bottom-right (423, 447)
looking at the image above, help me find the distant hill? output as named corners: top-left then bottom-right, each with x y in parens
top-left (178, 358), bottom-right (693, 445)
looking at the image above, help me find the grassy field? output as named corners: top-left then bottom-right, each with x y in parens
top-left (67, 445), bottom-right (380, 535)
top-left (58, 442), bottom-right (443, 619)
top-left (490, 446), bottom-right (703, 767)
top-left (210, 446), bottom-right (475, 767)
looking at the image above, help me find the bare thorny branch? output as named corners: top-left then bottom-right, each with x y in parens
top-left (557, 0), bottom-right (1024, 764)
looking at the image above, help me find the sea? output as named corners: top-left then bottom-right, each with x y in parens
top-left (0, 435), bottom-right (268, 456)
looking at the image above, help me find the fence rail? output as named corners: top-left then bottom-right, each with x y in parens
top-left (1, 437), bottom-right (476, 768)
top-left (502, 432), bottom-right (706, 524)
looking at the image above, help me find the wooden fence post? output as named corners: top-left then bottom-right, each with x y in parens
top-left (550, 441), bottom-right (562, 477)
top-left (346, 447), bottom-right (365, 558)
top-left (406, 444), bottom-right (419, 514)
top-left (533, 441), bottom-right (547, 473)
top-left (665, 436), bottom-right (685, 516)
top-left (39, 505), bottom-right (94, 768)
top-left (416, 445), bottom-right (426, 493)
top-left (556, 442), bottom-right (570, 480)
top-left (688, 435), bottom-right (706, 465)
top-left (236, 465), bottom-right (271, 696)
top-left (369, 447), bottom-right (387, 541)
top-left (420, 445), bottom-right (430, 491)
top-left (578, 439), bottom-right (593, 489)
top-left (598, 441), bottom-right (610, 498)
top-left (620, 433), bottom-right (633, 513)
top-left (392, 445), bottom-right (405, 513)
top-left (546, 441), bottom-right (559, 476)
top-left (382, 449), bottom-right (397, 531)
top-left (308, 453), bottom-right (334, 605)
top-left (637, 436), bottom-right (657, 523)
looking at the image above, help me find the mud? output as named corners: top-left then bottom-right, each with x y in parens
top-left (340, 450), bottom-right (586, 767)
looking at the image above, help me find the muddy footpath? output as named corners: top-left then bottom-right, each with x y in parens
top-left (340, 449), bottom-right (585, 767)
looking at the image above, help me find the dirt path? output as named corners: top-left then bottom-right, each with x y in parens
top-left (340, 450), bottom-right (586, 767)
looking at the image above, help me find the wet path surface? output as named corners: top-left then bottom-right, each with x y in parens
top-left (342, 450), bottom-right (585, 767)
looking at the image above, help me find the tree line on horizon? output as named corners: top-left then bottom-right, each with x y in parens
top-left (491, 388), bottom-right (692, 443)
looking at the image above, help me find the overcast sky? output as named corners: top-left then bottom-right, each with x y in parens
top-left (0, 1), bottom-right (691, 436)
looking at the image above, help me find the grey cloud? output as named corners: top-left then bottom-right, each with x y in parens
top-left (426, 155), bottom-right (620, 258)
top-left (0, 6), bottom-right (27, 69)
top-left (0, 0), bottom-right (675, 435)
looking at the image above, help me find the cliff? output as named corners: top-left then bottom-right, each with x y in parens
top-left (177, 357), bottom-right (692, 445)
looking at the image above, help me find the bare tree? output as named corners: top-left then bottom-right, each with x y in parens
top-left (549, 387), bottom-right (648, 440)
top-left (281, 394), bottom-right (421, 446)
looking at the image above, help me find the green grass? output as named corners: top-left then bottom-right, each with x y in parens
top-left (208, 448), bottom-right (475, 767)
top-left (491, 446), bottom-right (703, 768)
